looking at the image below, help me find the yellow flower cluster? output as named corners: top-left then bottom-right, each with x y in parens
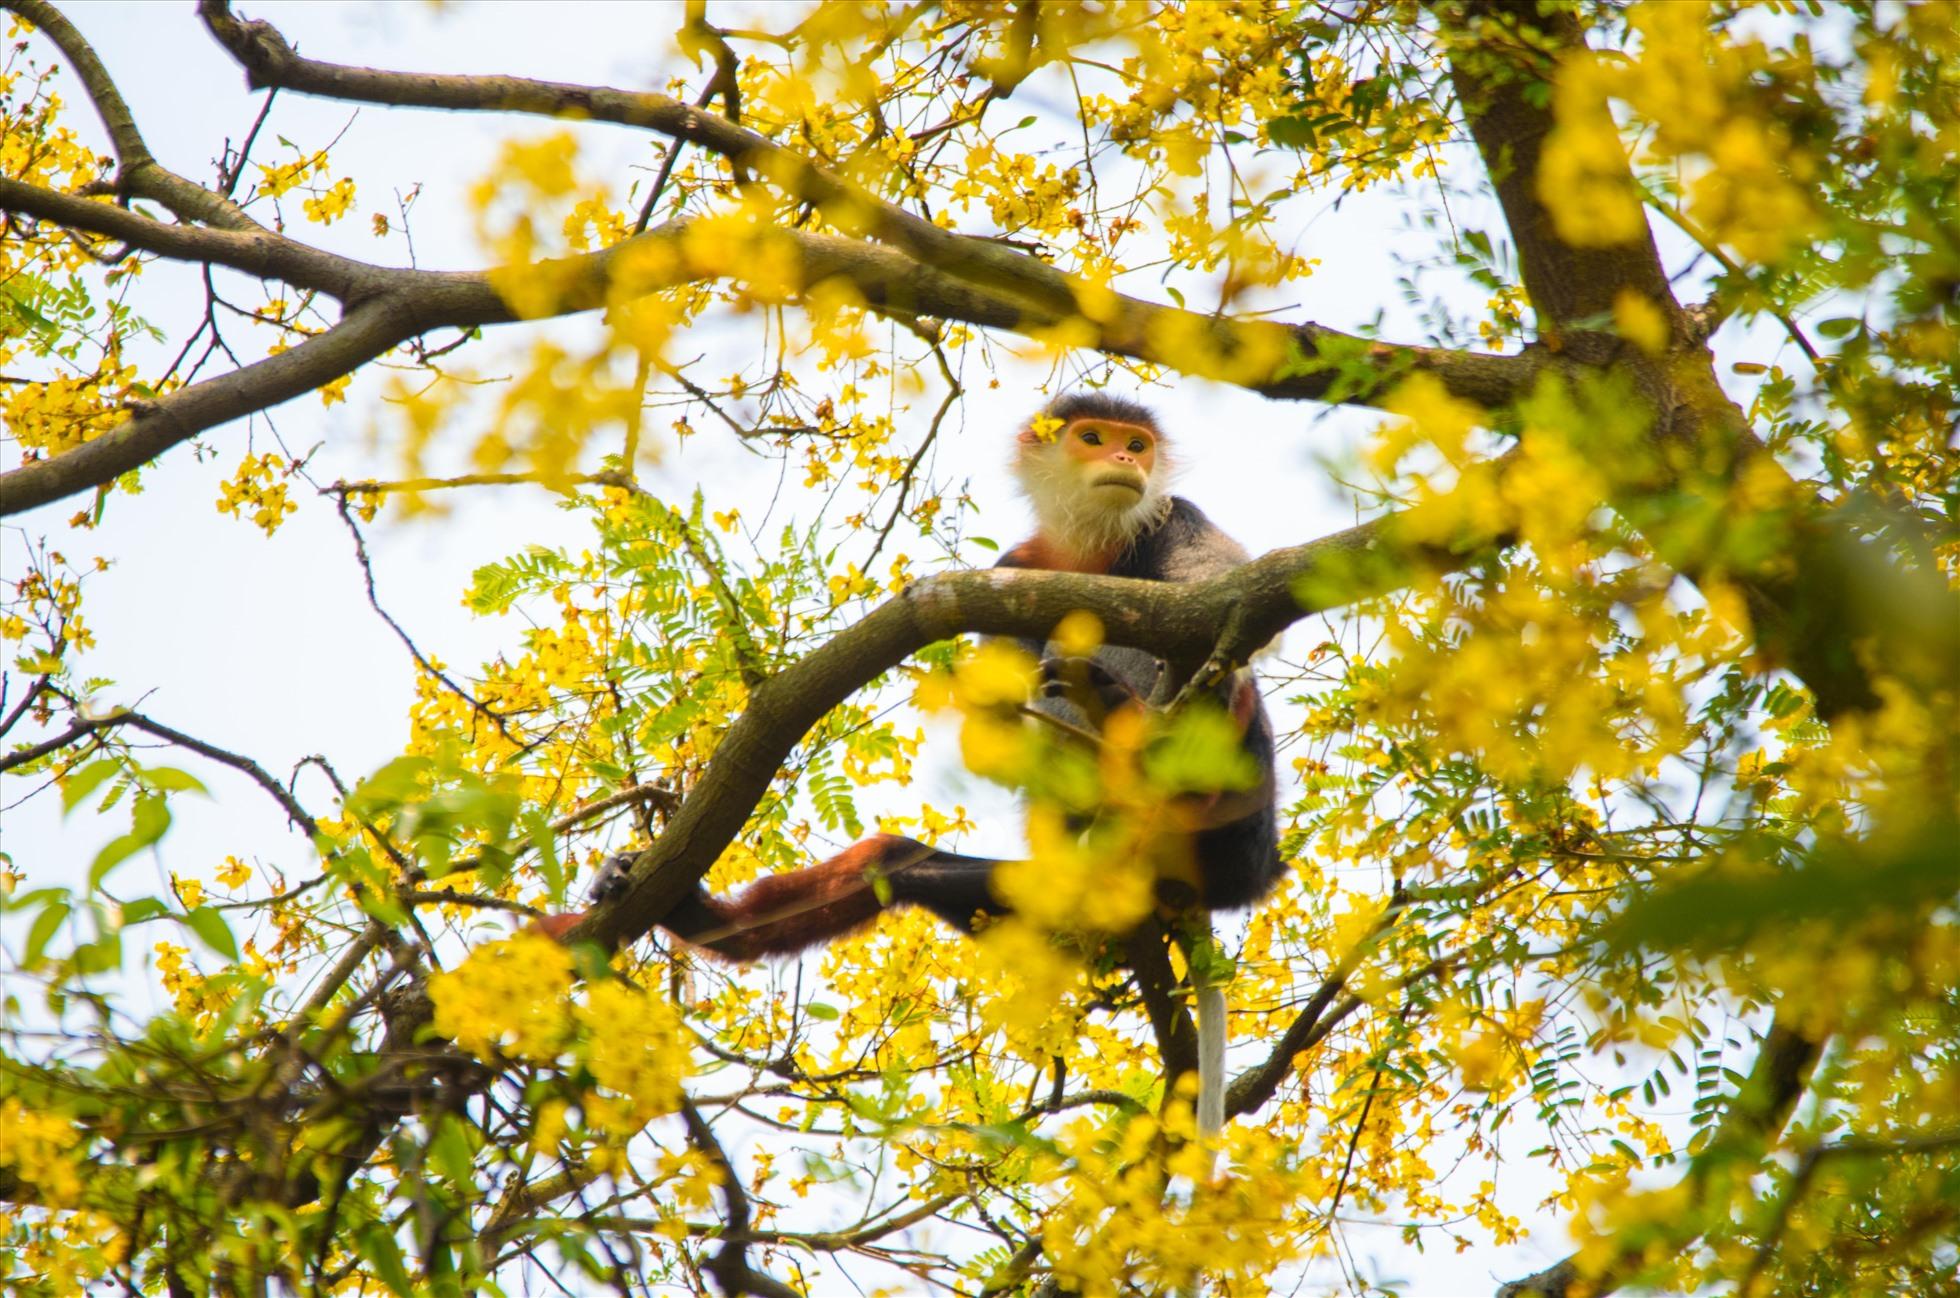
top-left (1037, 1106), bottom-right (1315, 1294)
top-left (3, 362), bottom-right (139, 463)
top-left (1435, 995), bottom-right (1544, 1097)
top-left (214, 453), bottom-right (299, 535)
top-left (429, 932), bottom-right (577, 1062)
top-left (301, 177), bottom-right (357, 225)
top-left (1540, 1), bottom-right (1819, 263)
top-left (973, 918), bottom-right (1092, 1062)
top-left (152, 940), bottom-right (212, 1019)
top-left (255, 148), bottom-right (329, 199)
top-left (949, 142), bottom-right (1082, 236)
top-left (575, 980), bottom-right (687, 1136)
top-left (432, 938), bottom-right (691, 1142)
top-left (0, 1096), bottom-right (84, 1206)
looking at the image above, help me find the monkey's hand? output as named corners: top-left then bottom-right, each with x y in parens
top-left (1039, 655), bottom-right (1141, 722)
top-left (528, 852), bottom-right (635, 941)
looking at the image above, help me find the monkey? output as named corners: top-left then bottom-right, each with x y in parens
top-left (544, 393), bottom-right (1283, 966)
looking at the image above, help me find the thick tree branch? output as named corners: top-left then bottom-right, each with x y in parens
top-left (1439, 15), bottom-right (1855, 1295)
top-left (0, 295), bottom-right (419, 515)
top-left (4, 0), bottom-right (260, 230)
top-left (0, 183), bottom-right (1538, 515)
top-left (1445, 2), bottom-right (1678, 349)
top-left (194, 0), bottom-right (1539, 404)
top-left (1444, 2), bottom-right (1960, 722)
top-left (682, 1101), bottom-right (804, 1298)
top-left (0, 177), bottom-right (374, 297)
top-left (562, 507), bottom-right (1496, 953)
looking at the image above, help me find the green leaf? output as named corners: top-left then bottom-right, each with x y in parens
top-left (526, 811), bottom-right (565, 901)
top-left (72, 932), bottom-right (123, 975)
top-left (429, 1113), bottom-right (480, 1188)
top-left (348, 754), bottom-right (435, 816)
top-left (139, 764), bottom-right (208, 795)
top-left (62, 759), bottom-right (120, 814)
top-left (804, 1002), bottom-right (840, 1021)
top-left (25, 900), bottom-right (71, 967)
top-left (1813, 316), bottom-right (1860, 339)
top-left (90, 794), bottom-right (171, 890)
top-left (119, 896), bottom-right (171, 924)
top-left (182, 906), bottom-right (239, 960)
top-left (356, 1221), bottom-right (416, 1297)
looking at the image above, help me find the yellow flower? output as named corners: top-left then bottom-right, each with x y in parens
top-left (0, 1097), bottom-right (85, 1206)
top-left (1613, 289), bottom-right (1671, 355)
top-left (573, 979), bottom-right (687, 1133)
top-left (429, 933), bottom-right (576, 1062)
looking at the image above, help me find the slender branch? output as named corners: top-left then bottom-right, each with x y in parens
top-left (0, 704), bottom-right (317, 836)
top-left (681, 1100), bottom-right (803, 1298)
top-left (1496, 1016), bottom-right (1822, 1298)
top-left (1226, 888), bottom-right (1406, 1117)
top-left (0, 176), bottom-right (399, 297)
top-left (332, 496), bottom-right (520, 748)
top-left (322, 471), bottom-right (635, 497)
top-left (576, 1191), bottom-right (962, 1255)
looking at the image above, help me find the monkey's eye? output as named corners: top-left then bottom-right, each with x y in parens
top-left (1078, 428), bottom-right (1103, 446)
top-left (1127, 438), bottom-right (1147, 453)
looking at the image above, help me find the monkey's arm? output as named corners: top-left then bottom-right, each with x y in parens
top-left (538, 836), bottom-right (1010, 961)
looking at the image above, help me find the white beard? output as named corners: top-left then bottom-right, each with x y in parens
top-left (1014, 446), bottom-right (1173, 563)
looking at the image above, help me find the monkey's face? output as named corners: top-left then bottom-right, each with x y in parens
top-left (1060, 418), bottom-right (1158, 498)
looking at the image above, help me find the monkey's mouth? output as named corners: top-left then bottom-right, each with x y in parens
top-left (1088, 469), bottom-right (1146, 494)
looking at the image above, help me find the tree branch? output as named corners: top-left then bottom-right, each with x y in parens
top-left (5, 0), bottom-right (260, 230)
top-left (194, 0), bottom-right (1540, 404)
top-left (681, 1100), bottom-right (804, 1298)
top-left (1496, 1016), bottom-right (1820, 1298)
top-left (0, 182), bottom-right (1539, 516)
top-left (1445, 2), bottom-right (1677, 350)
top-left (0, 177), bottom-right (373, 296)
top-left (0, 293), bottom-right (418, 515)
top-left (0, 703), bottom-right (317, 836)
top-left (1226, 889), bottom-right (1407, 1117)
top-left (563, 505), bottom-right (1501, 953)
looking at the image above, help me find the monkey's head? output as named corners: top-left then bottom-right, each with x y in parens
top-left (1013, 393), bottom-right (1173, 563)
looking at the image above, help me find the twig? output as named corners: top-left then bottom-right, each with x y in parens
top-left (680, 1100), bottom-right (803, 1298)
top-left (332, 495), bottom-right (521, 747)
top-left (0, 704), bottom-right (317, 836)
top-left (323, 470), bottom-right (635, 497)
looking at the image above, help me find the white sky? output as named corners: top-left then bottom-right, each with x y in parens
top-left (0, 4), bottom-right (1807, 1294)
